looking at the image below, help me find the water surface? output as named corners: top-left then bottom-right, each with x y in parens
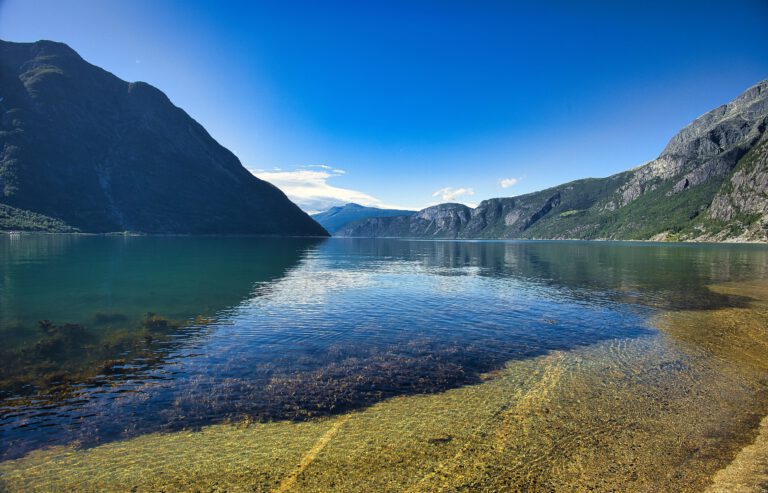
top-left (1, 236), bottom-right (768, 491)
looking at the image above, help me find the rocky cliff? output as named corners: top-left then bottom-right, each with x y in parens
top-left (339, 79), bottom-right (768, 241)
top-left (0, 40), bottom-right (327, 235)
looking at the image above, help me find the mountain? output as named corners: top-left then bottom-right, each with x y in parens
top-left (0, 40), bottom-right (327, 236)
top-left (311, 203), bottom-right (414, 234)
top-left (338, 79), bottom-right (768, 242)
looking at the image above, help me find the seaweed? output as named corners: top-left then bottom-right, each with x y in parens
top-left (0, 314), bottom-right (183, 399)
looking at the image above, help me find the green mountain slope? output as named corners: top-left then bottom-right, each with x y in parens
top-left (0, 40), bottom-right (327, 236)
top-left (339, 79), bottom-right (768, 242)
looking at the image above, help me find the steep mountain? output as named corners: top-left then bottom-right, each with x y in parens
top-left (0, 40), bottom-right (327, 236)
top-left (339, 79), bottom-right (768, 242)
top-left (336, 203), bottom-right (469, 238)
top-left (311, 203), bottom-right (414, 233)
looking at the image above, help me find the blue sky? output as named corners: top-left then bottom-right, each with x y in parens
top-left (2, 1), bottom-right (767, 212)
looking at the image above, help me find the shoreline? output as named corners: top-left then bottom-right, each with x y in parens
top-left (2, 230), bottom-right (767, 245)
top-left (331, 235), bottom-right (768, 245)
top-left (0, 231), bottom-right (331, 239)
top-left (654, 280), bottom-right (768, 493)
top-left (707, 414), bottom-right (768, 492)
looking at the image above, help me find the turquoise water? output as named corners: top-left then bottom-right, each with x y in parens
top-left (1, 235), bottom-right (768, 460)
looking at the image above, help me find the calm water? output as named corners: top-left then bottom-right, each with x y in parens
top-left (1, 235), bottom-right (768, 463)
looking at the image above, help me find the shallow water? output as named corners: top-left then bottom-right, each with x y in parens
top-left (1, 236), bottom-right (768, 491)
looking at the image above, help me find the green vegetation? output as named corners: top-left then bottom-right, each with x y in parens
top-left (522, 136), bottom-right (768, 241)
top-left (0, 314), bottom-right (184, 397)
top-left (350, 140), bottom-right (766, 242)
top-left (0, 40), bottom-right (326, 236)
top-left (591, 178), bottom-right (725, 240)
top-left (0, 204), bottom-right (77, 232)
top-left (341, 79), bottom-right (768, 242)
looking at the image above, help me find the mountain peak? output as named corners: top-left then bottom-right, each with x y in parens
top-left (312, 203), bottom-right (415, 234)
top-left (0, 39), bottom-right (327, 236)
top-left (339, 77), bottom-right (768, 241)
top-left (662, 78), bottom-right (768, 159)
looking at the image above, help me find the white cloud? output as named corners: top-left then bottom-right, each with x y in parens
top-left (251, 165), bottom-right (397, 214)
top-left (500, 177), bottom-right (521, 188)
top-left (432, 187), bottom-right (475, 202)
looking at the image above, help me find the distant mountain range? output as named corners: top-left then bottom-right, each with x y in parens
top-left (311, 203), bottom-right (414, 233)
top-left (0, 40), bottom-right (327, 236)
top-left (3, 40), bottom-right (766, 242)
top-left (339, 79), bottom-right (768, 242)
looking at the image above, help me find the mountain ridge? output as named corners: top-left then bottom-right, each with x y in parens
top-left (311, 203), bottom-right (414, 233)
top-left (338, 79), bottom-right (768, 242)
top-left (0, 39), bottom-right (328, 236)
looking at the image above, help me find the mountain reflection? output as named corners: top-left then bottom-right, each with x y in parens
top-left (327, 239), bottom-right (768, 310)
top-left (0, 236), bottom-right (321, 415)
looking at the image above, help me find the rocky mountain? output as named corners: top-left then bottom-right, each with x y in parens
top-left (336, 203), bottom-right (469, 238)
top-left (311, 203), bottom-right (414, 233)
top-left (0, 40), bottom-right (327, 236)
top-left (339, 79), bottom-right (768, 242)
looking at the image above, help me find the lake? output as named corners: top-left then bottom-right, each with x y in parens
top-left (1, 235), bottom-right (768, 491)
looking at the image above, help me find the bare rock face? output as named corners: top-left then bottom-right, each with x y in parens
top-left (336, 203), bottom-right (471, 238)
top-left (668, 149), bottom-right (745, 195)
top-left (339, 79), bottom-right (768, 242)
top-left (708, 132), bottom-right (768, 240)
top-left (663, 81), bottom-right (768, 159)
top-left (615, 80), bottom-right (768, 209)
top-left (412, 203), bottom-right (473, 237)
top-left (464, 193), bottom-right (562, 237)
top-left (417, 203), bottom-right (471, 224)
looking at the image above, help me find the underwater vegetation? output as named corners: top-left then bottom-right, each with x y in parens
top-left (1, 279), bottom-right (767, 492)
top-left (0, 307), bottom-right (651, 461)
top-left (0, 314), bottom-right (187, 398)
top-left (2, 238), bottom-right (768, 491)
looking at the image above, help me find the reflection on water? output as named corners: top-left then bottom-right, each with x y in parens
top-left (1, 236), bottom-right (768, 488)
top-left (0, 235), bottom-right (320, 340)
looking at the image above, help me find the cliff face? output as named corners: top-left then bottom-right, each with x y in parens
top-left (0, 40), bottom-right (327, 236)
top-left (339, 79), bottom-right (768, 241)
top-left (336, 203), bottom-right (471, 238)
top-left (707, 131), bottom-right (768, 239)
top-left (613, 78), bottom-right (767, 211)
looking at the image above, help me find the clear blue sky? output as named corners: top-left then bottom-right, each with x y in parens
top-left (2, 0), bottom-right (767, 212)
